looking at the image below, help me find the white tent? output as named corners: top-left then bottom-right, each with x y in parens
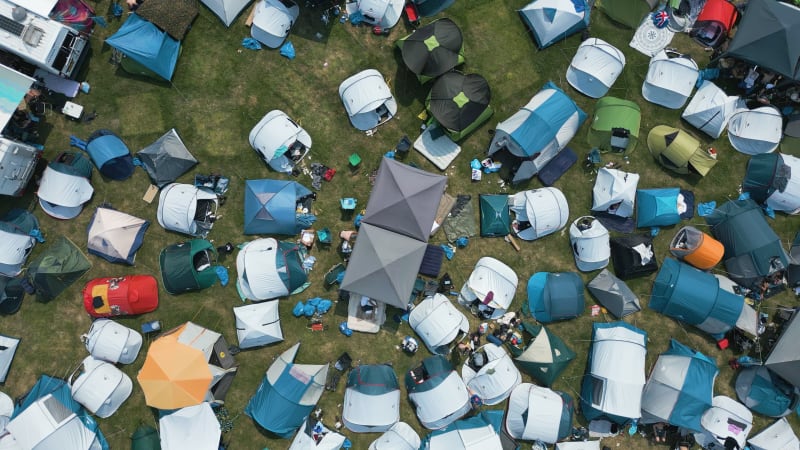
top-left (369, 422), bottom-right (421, 450)
top-left (555, 442), bottom-right (601, 450)
top-left (461, 344), bottom-right (521, 405)
top-left (69, 356), bottom-right (132, 419)
top-left (347, 293), bottom-right (387, 334)
top-left (157, 183), bottom-right (218, 237)
top-left (4, 393), bottom-right (104, 450)
top-left (728, 106), bottom-right (784, 155)
top-left (682, 81), bottom-right (744, 139)
top-left (694, 396), bottom-right (753, 449)
top-left (160, 403), bottom-right (221, 450)
top-left (251, 0), bottom-right (299, 49)
top-left (519, 0), bottom-right (589, 49)
top-left (642, 51), bottom-right (699, 109)
top-left (83, 319), bottom-right (142, 365)
top-left (407, 357), bottom-right (472, 430)
top-left (233, 301), bottom-right (283, 349)
top-left (248, 110), bottom-right (311, 173)
top-left (569, 216), bottom-right (610, 272)
top-left (0, 227), bottom-right (35, 277)
top-left (37, 166), bottom-right (94, 220)
top-left (566, 38), bottom-right (625, 98)
top-left (422, 414), bottom-right (503, 450)
top-left (0, 334), bottom-right (19, 384)
top-left (506, 383), bottom-right (571, 444)
top-left (509, 187), bottom-right (569, 241)
top-left (591, 167), bottom-right (639, 218)
top-left (748, 418), bottom-right (799, 450)
top-left (357, 0), bottom-right (404, 28)
top-left (86, 207), bottom-right (149, 265)
top-left (288, 419), bottom-right (347, 450)
top-left (236, 238), bottom-right (297, 301)
top-left (200, 0), bottom-right (252, 26)
top-left (339, 69), bottom-right (397, 131)
top-left (457, 257), bottom-right (518, 320)
top-left (343, 364), bottom-right (400, 433)
top-left (409, 294), bottom-right (469, 355)
top-left (766, 154), bottom-right (800, 214)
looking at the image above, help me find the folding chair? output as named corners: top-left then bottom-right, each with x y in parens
top-left (323, 263), bottom-right (346, 288)
top-left (348, 153), bottom-right (362, 173)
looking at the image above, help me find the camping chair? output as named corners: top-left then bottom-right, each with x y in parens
top-left (395, 135), bottom-right (412, 158)
top-left (583, 148), bottom-right (602, 175)
top-left (348, 153), bottom-right (362, 173)
top-left (340, 198), bottom-right (357, 220)
top-left (316, 228), bottom-right (332, 247)
top-left (326, 352), bottom-right (353, 391)
top-left (323, 263), bottom-right (346, 288)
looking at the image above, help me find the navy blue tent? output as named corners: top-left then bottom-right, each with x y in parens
top-left (73, 130), bottom-right (134, 180)
top-left (106, 14), bottom-right (181, 81)
top-left (243, 179), bottom-right (313, 235)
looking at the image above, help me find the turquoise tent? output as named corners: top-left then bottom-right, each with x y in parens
top-left (106, 14), bottom-right (181, 81)
top-left (636, 188), bottom-right (682, 228)
top-left (524, 272), bottom-right (585, 323)
top-left (479, 194), bottom-right (511, 237)
top-left (736, 366), bottom-right (799, 418)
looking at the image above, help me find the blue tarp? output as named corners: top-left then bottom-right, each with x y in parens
top-left (106, 14), bottom-right (181, 81)
top-left (511, 82), bottom-right (587, 157)
top-left (243, 179), bottom-right (312, 235)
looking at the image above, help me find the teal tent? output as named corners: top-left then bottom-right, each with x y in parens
top-left (159, 240), bottom-right (219, 294)
top-left (479, 194), bottom-right (510, 237)
top-left (509, 322), bottom-right (576, 386)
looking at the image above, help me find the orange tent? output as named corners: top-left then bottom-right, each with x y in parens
top-left (669, 226), bottom-right (724, 270)
top-left (137, 324), bottom-right (212, 409)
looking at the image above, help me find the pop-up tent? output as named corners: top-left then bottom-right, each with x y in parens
top-left (245, 343), bottom-right (329, 437)
top-left (488, 82), bottom-right (586, 184)
top-left (610, 234), bottom-right (658, 279)
top-left (636, 188), bottom-right (685, 228)
top-left (26, 236), bottom-right (91, 302)
top-left (457, 257), bottom-right (518, 320)
top-left (647, 125), bottom-right (717, 176)
top-left (249, 110), bottom-right (311, 174)
top-left (525, 272), bottom-right (584, 323)
top-left (587, 269), bottom-right (641, 318)
top-left (159, 239), bottom-right (220, 294)
top-left (689, 0), bottom-right (739, 48)
top-left (38, 152), bottom-right (94, 220)
top-left (587, 97), bottom-right (641, 155)
top-left (742, 153), bottom-right (800, 214)
top-left (596, 0), bottom-right (657, 28)
top-left (369, 422), bottom-right (421, 450)
top-left (396, 19), bottom-right (465, 83)
top-left (650, 258), bottom-right (758, 340)
top-left (83, 319), bottom-right (143, 365)
top-left (519, 0), bottom-right (590, 49)
top-left (420, 413), bottom-right (503, 449)
top-left (356, 0), bottom-right (404, 29)
top-left (509, 187), bottom-right (569, 241)
top-left (199, 0), bottom-right (251, 26)
top-left (748, 418), bottom-right (800, 450)
top-left (640, 339), bottom-right (718, 432)
top-left (765, 310), bottom-right (800, 388)
top-left (728, 106), bottom-right (784, 155)
top-left (580, 322), bottom-right (647, 425)
top-left (669, 226), bottom-right (724, 270)
top-left (735, 366), bottom-right (798, 418)
top-left (136, 128), bottom-right (198, 187)
top-left (243, 179), bottom-right (313, 235)
top-left (250, 0), bottom-right (299, 48)
top-left (461, 343), bottom-right (521, 405)
top-left (0, 334), bottom-right (19, 383)
top-left (410, 293), bottom-right (469, 355)
top-left (510, 322), bottom-right (576, 386)
top-left (339, 69), bottom-right (397, 131)
top-left (0, 209), bottom-right (40, 277)
top-left (233, 301), bottom-right (283, 349)
top-left (106, 13), bottom-right (181, 81)
top-left (289, 418), bottom-right (346, 450)
top-left (479, 194), bottom-right (511, 237)
top-left (569, 216), bottom-right (610, 272)
top-left (427, 72), bottom-right (493, 142)
top-left (591, 168), bottom-right (639, 218)
top-left (642, 51), bottom-right (699, 109)
top-left (69, 356), bottom-right (132, 419)
top-left (681, 81), bottom-right (744, 139)
top-left (694, 396), bottom-right (753, 450)
top-left (236, 238), bottom-right (306, 301)
top-left (705, 199), bottom-right (789, 291)
top-left (159, 403), bottom-right (221, 450)
top-left (505, 383), bottom-right (573, 444)
top-left (157, 183), bottom-right (218, 237)
top-left (343, 364), bottom-right (401, 433)
top-left (73, 130), bottom-right (134, 181)
top-left (86, 207), bottom-right (149, 265)
top-left (406, 355), bottom-right (471, 430)
top-left (567, 38), bottom-right (625, 98)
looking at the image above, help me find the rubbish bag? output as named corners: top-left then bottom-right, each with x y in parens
top-left (316, 299), bottom-right (332, 314)
top-left (280, 41), bottom-right (296, 60)
top-left (293, 301), bottom-right (305, 317)
top-left (339, 322), bottom-right (353, 337)
top-left (242, 37), bottom-right (262, 50)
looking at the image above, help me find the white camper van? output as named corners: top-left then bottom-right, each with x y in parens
top-left (0, 136), bottom-right (41, 197)
top-left (0, 0), bottom-right (89, 79)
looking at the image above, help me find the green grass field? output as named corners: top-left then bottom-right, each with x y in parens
top-left (2, 0), bottom-right (799, 448)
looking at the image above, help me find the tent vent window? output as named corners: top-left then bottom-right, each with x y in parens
top-left (590, 375), bottom-right (605, 407)
top-left (43, 396), bottom-right (73, 422)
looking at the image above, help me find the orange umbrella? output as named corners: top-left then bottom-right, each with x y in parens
top-left (137, 327), bottom-right (212, 409)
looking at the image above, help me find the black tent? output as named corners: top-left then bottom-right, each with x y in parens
top-left (610, 234), bottom-right (659, 280)
top-left (397, 18), bottom-right (465, 82)
top-left (426, 72), bottom-right (493, 141)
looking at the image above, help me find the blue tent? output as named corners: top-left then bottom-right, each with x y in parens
top-left (641, 339), bottom-right (718, 431)
top-left (519, 0), bottom-right (591, 49)
top-left (244, 179), bottom-right (313, 235)
top-left (637, 188), bottom-right (682, 228)
top-left (735, 366), bottom-right (799, 418)
top-left (650, 258), bottom-right (749, 340)
top-left (74, 130), bottom-right (134, 180)
top-left (106, 14), bottom-right (181, 81)
top-left (525, 272), bottom-right (584, 323)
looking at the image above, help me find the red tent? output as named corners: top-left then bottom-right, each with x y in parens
top-left (691, 0), bottom-right (739, 48)
top-left (83, 275), bottom-right (159, 318)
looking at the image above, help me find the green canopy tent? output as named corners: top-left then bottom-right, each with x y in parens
top-left (587, 97), bottom-right (641, 155)
top-left (597, 0), bottom-right (658, 28)
top-left (479, 194), bottom-right (510, 237)
top-left (508, 322), bottom-right (576, 386)
top-left (130, 424), bottom-right (160, 450)
top-left (396, 18), bottom-right (465, 84)
top-left (647, 125), bottom-right (717, 176)
top-left (159, 239), bottom-right (219, 295)
top-left (426, 72), bottom-right (493, 142)
top-left (26, 236), bottom-right (91, 302)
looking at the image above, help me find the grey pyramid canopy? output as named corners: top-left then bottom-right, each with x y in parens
top-left (340, 223), bottom-right (428, 309)
top-left (362, 157), bottom-right (447, 241)
top-left (137, 129), bottom-right (199, 187)
top-left (586, 269), bottom-right (641, 318)
top-left (765, 309), bottom-right (800, 387)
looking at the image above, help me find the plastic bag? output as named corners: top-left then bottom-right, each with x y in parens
top-left (280, 41), bottom-right (296, 60)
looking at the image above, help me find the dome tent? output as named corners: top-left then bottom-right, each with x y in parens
top-left (396, 18), bottom-right (465, 83)
top-left (728, 106), bottom-right (784, 155)
top-left (509, 322), bottom-right (576, 386)
top-left (519, 0), bottom-right (590, 49)
top-left (136, 128), bottom-right (198, 187)
top-left (587, 97), bottom-right (641, 155)
top-left (339, 69), bottom-right (397, 131)
top-left (343, 364), bottom-right (401, 432)
top-left (157, 183), bottom-right (219, 237)
top-left (647, 125), bottom-right (717, 176)
top-left (457, 257), bottom-right (518, 320)
top-left (250, 0), bottom-right (299, 49)
top-left (409, 293), bottom-right (469, 355)
top-left (505, 383), bottom-right (573, 444)
top-left (243, 179), bottom-right (313, 235)
top-left (236, 237), bottom-right (307, 301)
top-left (591, 167), bottom-right (639, 218)
top-left (159, 239), bottom-right (220, 294)
top-left (669, 226), bottom-right (724, 270)
top-left (368, 422), bottom-right (420, 450)
top-left (735, 366), bottom-right (799, 418)
top-left (83, 319), bottom-right (142, 365)
top-left (642, 50), bottom-right (699, 110)
top-left (742, 153), bottom-right (800, 214)
top-left (69, 356), bottom-right (132, 418)
top-left (525, 271), bottom-right (585, 323)
top-left (0, 208), bottom-right (40, 277)
top-left (248, 111), bottom-right (311, 174)
top-left (72, 130), bottom-right (135, 181)
top-left (566, 38), bottom-right (625, 98)
top-left (461, 343), bottom-right (521, 405)
top-left (356, 0), bottom-right (404, 29)
top-left (693, 396), bottom-right (753, 450)
top-left (587, 269), bottom-right (641, 319)
top-left (86, 206), bottom-right (149, 265)
top-left (37, 152), bottom-right (94, 220)
top-left (569, 216), bottom-right (610, 272)
top-left (509, 187), bottom-right (569, 241)
top-left (596, 0), bottom-right (657, 28)
top-left (681, 81), bottom-right (744, 139)
top-left (748, 418), bottom-right (800, 450)
top-left (405, 355), bottom-right (471, 430)
top-left (426, 72), bottom-right (493, 142)
top-left (233, 301), bottom-right (283, 349)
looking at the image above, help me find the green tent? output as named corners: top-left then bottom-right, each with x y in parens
top-left (26, 236), bottom-right (91, 302)
top-left (587, 97), bottom-right (641, 155)
top-left (508, 322), bottom-right (576, 386)
top-left (426, 72), bottom-right (493, 142)
top-left (647, 125), bottom-right (717, 176)
top-left (396, 18), bottom-right (465, 84)
top-left (597, 0), bottom-right (658, 28)
top-left (159, 239), bottom-right (219, 295)
top-left (479, 194), bottom-right (510, 237)
top-left (130, 425), bottom-right (160, 450)
top-left (742, 153), bottom-right (791, 204)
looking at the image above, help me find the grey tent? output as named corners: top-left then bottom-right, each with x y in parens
top-left (586, 269), bottom-right (641, 318)
top-left (0, 333), bottom-right (20, 383)
top-left (765, 309), bottom-right (800, 387)
top-left (137, 129), bottom-right (199, 187)
top-left (361, 158), bottom-right (447, 241)
top-left (340, 223), bottom-right (428, 309)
